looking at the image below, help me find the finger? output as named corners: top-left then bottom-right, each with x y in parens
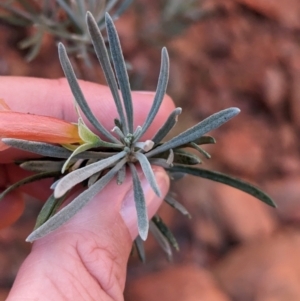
top-left (6, 167), bottom-right (170, 301)
top-left (0, 76), bottom-right (174, 136)
top-left (0, 77), bottom-right (174, 162)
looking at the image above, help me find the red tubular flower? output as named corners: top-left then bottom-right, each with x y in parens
top-left (0, 99), bottom-right (83, 229)
top-left (0, 110), bottom-right (84, 151)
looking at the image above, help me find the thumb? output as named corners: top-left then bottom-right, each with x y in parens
top-left (6, 166), bottom-right (170, 301)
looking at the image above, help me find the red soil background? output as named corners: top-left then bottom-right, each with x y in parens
top-left (1, 1), bottom-right (300, 300)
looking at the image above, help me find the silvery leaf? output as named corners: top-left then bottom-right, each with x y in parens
top-left (147, 108), bottom-right (240, 157)
top-left (164, 194), bottom-right (191, 218)
top-left (133, 126), bottom-right (142, 141)
top-left (26, 158), bottom-right (127, 242)
top-left (135, 48), bottom-right (169, 141)
top-left (34, 193), bottom-right (67, 230)
top-left (86, 12), bottom-right (128, 133)
top-left (193, 136), bottom-right (216, 145)
top-left (55, 151), bottom-right (126, 198)
top-left (134, 236), bottom-right (146, 263)
top-left (112, 126), bottom-right (125, 140)
top-left (188, 143), bottom-right (211, 159)
top-left (69, 159), bottom-right (85, 172)
top-left (166, 149), bottom-right (174, 165)
top-left (129, 163), bottom-right (149, 240)
top-left (2, 138), bottom-right (118, 159)
top-left (148, 158), bottom-right (171, 169)
top-left (117, 164), bottom-right (126, 185)
top-left (149, 221), bottom-right (172, 260)
top-left (151, 108), bottom-right (182, 144)
top-left (58, 42), bottom-right (119, 143)
top-left (134, 152), bottom-right (161, 197)
top-left (106, 13), bottom-right (134, 133)
top-left (135, 140), bottom-right (154, 152)
top-left (20, 160), bottom-right (65, 172)
top-left (168, 165), bottom-right (276, 207)
top-left (2, 139), bottom-right (73, 158)
top-left (0, 171), bottom-right (59, 201)
top-left (152, 215), bottom-right (179, 251)
top-left (88, 171), bottom-right (102, 187)
top-left (61, 142), bottom-right (99, 174)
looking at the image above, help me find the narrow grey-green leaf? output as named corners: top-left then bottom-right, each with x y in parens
top-left (168, 165), bottom-right (276, 207)
top-left (133, 126), bottom-right (142, 142)
top-left (26, 158), bottom-right (127, 242)
top-left (193, 143), bottom-right (211, 158)
top-left (164, 194), bottom-right (191, 218)
top-left (105, 13), bottom-right (134, 133)
top-left (135, 140), bottom-right (154, 152)
top-left (58, 43), bottom-right (119, 143)
top-left (55, 151), bottom-right (126, 198)
top-left (135, 48), bottom-right (169, 141)
top-left (154, 149), bottom-right (201, 165)
top-left (69, 158), bottom-right (85, 172)
top-left (152, 108), bottom-right (182, 144)
top-left (112, 126), bottom-right (125, 140)
top-left (61, 142), bottom-right (100, 173)
top-left (117, 164), bottom-right (126, 185)
top-left (172, 150), bottom-right (201, 165)
top-left (2, 138), bottom-right (73, 158)
top-left (134, 152), bottom-right (161, 197)
top-left (88, 170), bottom-right (102, 187)
top-left (114, 118), bottom-right (123, 131)
top-left (86, 12), bottom-right (128, 133)
top-left (34, 193), bottom-right (67, 230)
top-left (134, 236), bottom-right (146, 263)
top-left (20, 160), bottom-right (65, 172)
top-left (148, 158), bottom-right (171, 169)
top-left (129, 163), bottom-right (149, 240)
top-left (0, 171), bottom-right (59, 201)
top-left (149, 221), bottom-right (172, 260)
top-left (167, 149), bottom-right (174, 165)
top-left (152, 215), bottom-right (179, 251)
top-left (147, 108), bottom-right (240, 157)
top-left (193, 136), bottom-right (216, 145)
top-left (2, 139), bottom-right (116, 159)
top-left (186, 143), bottom-right (211, 159)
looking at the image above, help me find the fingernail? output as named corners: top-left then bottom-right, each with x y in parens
top-left (120, 167), bottom-right (169, 240)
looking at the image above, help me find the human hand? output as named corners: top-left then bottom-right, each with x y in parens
top-left (0, 77), bottom-right (173, 301)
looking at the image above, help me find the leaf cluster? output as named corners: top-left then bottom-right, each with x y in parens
top-left (0, 12), bottom-right (276, 260)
